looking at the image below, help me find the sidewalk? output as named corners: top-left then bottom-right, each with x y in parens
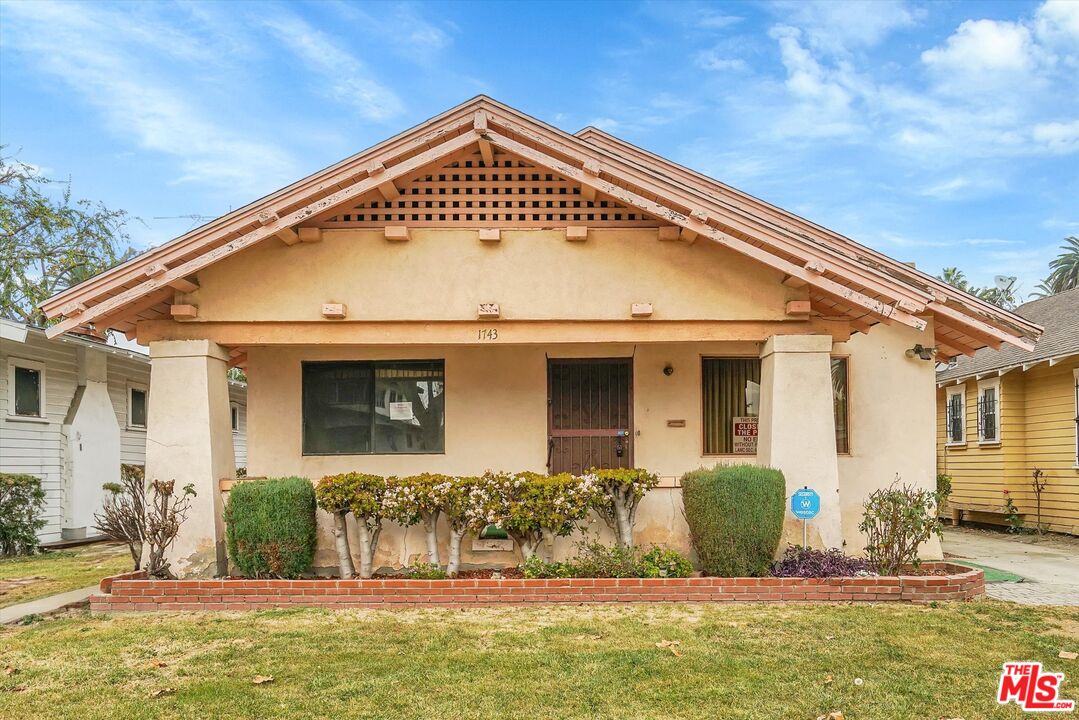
top-left (942, 527), bottom-right (1079, 606)
top-left (0, 585), bottom-right (99, 624)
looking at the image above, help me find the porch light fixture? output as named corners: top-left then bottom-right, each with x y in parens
top-left (905, 344), bottom-right (936, 361)
top-left (663, 364), bottom-right (674, 376)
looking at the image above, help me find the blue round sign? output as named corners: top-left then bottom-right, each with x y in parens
top-left (791, 488), bottom-right (821, 520)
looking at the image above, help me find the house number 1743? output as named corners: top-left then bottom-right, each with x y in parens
top-left (477, 328), bottom-right (498, 341)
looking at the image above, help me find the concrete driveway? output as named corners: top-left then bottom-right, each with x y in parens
top-left (943, 527), bottom-right (1079, 605)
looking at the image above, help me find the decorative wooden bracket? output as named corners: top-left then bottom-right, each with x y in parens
top-left (384, 226), bottom-right (411, 242)
top-left (258, 211), bottom-right (299, 245)
top-left (478, 302), bottom-right (500, 319)
top-left (785, 300), bottom-right (811, 316)
top-left (657, 226), bottom-right (680, 242)
top-left (321, 303), bottom-right (347, 319)
top-left (170, 304), bottom-right (198, 320)
top-left (475, 111), bottom-right (495, 166)
top-left (631, 303), bottom-right (654, 318)
top-left (145, 263), bottom-right (198, 292)
top-left (478, 228), bottom-right (501, 243)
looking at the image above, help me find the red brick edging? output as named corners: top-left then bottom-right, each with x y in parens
top-left (90, 563), bottom-right (983, 612)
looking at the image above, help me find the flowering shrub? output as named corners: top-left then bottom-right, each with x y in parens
top-left (520, 555), bottom-right (573, 579)
top-left (587, 467), bottom-right (659, 547)
top-left (441, 475), bottom-right (491, 576)
top-left (404, 562), bottom-right (448, 580)
top-left (770, 545), bottom-right (870, 578)
top-left (384, 474), bottom-right (452, 568)
top-left (484, 471), bottom-right (598, 561)
top-left (519, 543), bottom-right (693, 579)
top-left (316, 473), bottom-right (388, 578)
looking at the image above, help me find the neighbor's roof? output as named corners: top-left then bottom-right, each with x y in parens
top-left (39, 96), bottom-right (1041, 357)
top-left (937, 287), bottom-right (1079, 383)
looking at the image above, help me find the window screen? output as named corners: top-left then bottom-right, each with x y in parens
top-left (130, 388), bottom-right (147, 427)
top-left (702, 358), bottom-right (761, 454)
top-left (14, 366), bottom-right (42, 417)
top-left (303, 360), bottom-right (444, 455)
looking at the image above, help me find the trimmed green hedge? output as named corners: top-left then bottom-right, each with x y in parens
top-left (681, 465), bottom-right (785, 577)
top-left (224, 477), bottom-right (316, 578)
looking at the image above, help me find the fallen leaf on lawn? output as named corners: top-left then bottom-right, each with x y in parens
top-left (854, 678), bottom-right (864, 686)
top-left (655, 640), bottom-right (683, 657)
top-left (3, 666), bottom-right (17, 676)
top-left (1, 686), bottom-right (28, 693)
top-left (148, 659), bottom-right (167, 668)
top-left (149, 688), bottom-right (175, 699)
top-left (1059, 651), bottom-right (1077, 660)
top-left (816, 712), bottom-right (844, 720)
top-left (825, 635), bottom-right (836, 640)
top-left (252, 675), bottom-right (274, 685)
top-left (823, 674), bottom-right (833, 685)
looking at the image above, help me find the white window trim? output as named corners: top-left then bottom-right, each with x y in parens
top-left (945, 385), bottom-right (965, 445)
top-left (1073, 368), bottom-right (1078, 468)
top-left (230, 401), bottom-right (242, 433)
top-left (977, 377), bottom-right (1001, 444)
top-left (6, 357), bottom-right (47, 422)
top-left (127, 382), bottom-right (148, 430)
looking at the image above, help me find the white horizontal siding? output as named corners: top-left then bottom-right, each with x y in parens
top-left (0, 332), bottom-right (80, 544)
top-left (107, 354), bottom-right (151, 467)
top-left (230, 383), bottom-right (248, 469)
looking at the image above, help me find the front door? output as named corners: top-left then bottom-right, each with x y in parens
top-left (547, 358), bottom-right (633, 474)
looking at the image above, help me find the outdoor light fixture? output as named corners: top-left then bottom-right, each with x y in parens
top-left (905, 344), bottom-right (936, 361)
top-left (663, 364), bottom-right (675, 376)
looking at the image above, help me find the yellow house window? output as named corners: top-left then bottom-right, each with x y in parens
top-left (945, 385), bottom-right (965, 444)
top-left (977, 378), bottom-right (1000, 444)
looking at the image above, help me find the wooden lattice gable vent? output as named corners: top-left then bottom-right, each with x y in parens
top-left (312, 149), bottom-right (665, 229)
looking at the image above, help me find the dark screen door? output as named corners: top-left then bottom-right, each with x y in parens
top-left (547, 358), bottom-right (633, 474)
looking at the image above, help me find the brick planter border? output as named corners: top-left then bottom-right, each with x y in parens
top-left (90, 563), bottom-right (983, 612)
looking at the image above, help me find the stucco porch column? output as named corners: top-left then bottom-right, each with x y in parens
top-left (145, 340), bottom-right (234, 578)
top-left (757, 334), bottom-right (844, 550)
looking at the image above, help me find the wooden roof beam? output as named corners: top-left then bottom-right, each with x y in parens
top-left (475, 111), bottom-right (495, 166)
top-left (91, 287), bottom-right (176, 333)
top-left (485, 129), bottom-right (927, 331)
top-left (44, 130), bottom-right (480, 338)
top-left (258, 211), bottom-right (300, 245)
top-left (930, 302), bottom-right (1034, 351)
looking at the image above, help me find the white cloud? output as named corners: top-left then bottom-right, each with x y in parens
top-left (0, 1), bottom-right (295, 193)
top-left (696, 11), bottom-right (743, 30)
top-left (262, 14), bottom-right (404, 122)
top-left (918, 175), bottom-right (1007, 200)
top-left (1032, 119), bottom-right (1079, 153)
top-left (771, 0), bottom-right (919, 54)
top-left (921, 19), bottom-right (1045, 98)
top-left (695, 50), bottom-right (748, 72)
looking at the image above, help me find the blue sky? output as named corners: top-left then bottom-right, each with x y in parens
top-left (2, 0), bottom-right (1077, 298)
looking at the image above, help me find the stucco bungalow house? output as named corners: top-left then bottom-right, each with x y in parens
top-left (936, 287), bottom-right (1078, 535)
top-left (0, 318), bottom-right (248, 544)
top-left (37, 97), bottom-right (1040, 577)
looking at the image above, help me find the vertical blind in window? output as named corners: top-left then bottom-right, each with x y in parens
top-left (302, 360), bottom-right (445, 455)
top-left (702, 358), bottom-right (761, 454)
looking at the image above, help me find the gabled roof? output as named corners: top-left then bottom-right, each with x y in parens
top-left (41, 96), bottom-right (1041, 356)
top-left (937, 287), bottom-right (1079, 383)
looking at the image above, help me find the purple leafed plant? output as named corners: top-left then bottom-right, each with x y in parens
top-left (770, 545), bottom-right (871, 578)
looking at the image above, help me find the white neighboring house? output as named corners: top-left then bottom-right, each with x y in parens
top-left (0, 318), bottom-right (247, 544)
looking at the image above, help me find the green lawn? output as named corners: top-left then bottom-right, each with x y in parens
top-left (1, 601), bottom-right (1076, 719)
top-left (0, 542), bottom-right (132, 609)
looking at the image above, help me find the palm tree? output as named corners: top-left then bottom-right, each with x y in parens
top-left (1033, 236), bottom-right (1079, 297)
top-left (939, 267), bottom-right (970, 292)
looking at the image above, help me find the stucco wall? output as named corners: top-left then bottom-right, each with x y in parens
top-left (194, 228), bottom-right (792, 322)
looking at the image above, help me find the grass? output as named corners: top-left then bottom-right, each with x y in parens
top-left (0, 542), bottom-right (132, 609)
top-left (1, 601), bottom-right (1076, 719)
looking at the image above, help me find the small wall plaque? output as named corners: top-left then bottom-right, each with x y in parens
top-left (472, 538), bottom-right (514, 552)
top-left (478, 302), bottom-right (500, 319)
top-left (631, 303), bottom-right (654, 317)
top-left (667, 419), bottom-right (686, 428)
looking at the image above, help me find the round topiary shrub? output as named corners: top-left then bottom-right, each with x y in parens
top-left (224, 477), bottom-right (317, 578)
top-left (681, 465), bottom-right (785, 577)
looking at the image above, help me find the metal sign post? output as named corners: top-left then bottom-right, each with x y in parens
top-left (790, 487), bottom-right (821, 549)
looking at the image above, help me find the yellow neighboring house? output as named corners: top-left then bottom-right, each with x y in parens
top-left (936, 287), bottom-right (1079, 535)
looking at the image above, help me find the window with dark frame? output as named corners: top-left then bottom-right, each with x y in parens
top-left (978, 384), bottom-right (998, 442)
top-left (129, 388), bottom-right (147, 428)
top-left (13, 365), bottom-right (42, 417)
top-left (831, 357), bottom-right (850, 454)
top-left (302, 360), bottom-right (445, 455)
top-left (946, 389), bottom-right (965, 443)
top-left (231, 404), bottom-right (240, 432)
top-left (702, 358), bottom-right (761, 455)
